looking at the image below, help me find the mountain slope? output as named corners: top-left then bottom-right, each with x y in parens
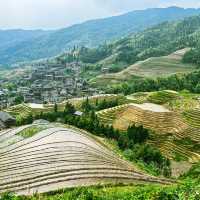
top-left (72, 14), bottom-right (200, 86)
top-left (0, 29), bottom-right (50, 49)
top-left (92, 49), bottom-right (197, 86)
top-left (1, 7), bottom-right (200, 65)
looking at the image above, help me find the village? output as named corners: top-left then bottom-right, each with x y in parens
top-left (0, 61), bottom-right (99, 109)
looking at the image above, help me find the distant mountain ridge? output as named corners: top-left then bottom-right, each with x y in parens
top-left (1, 6), bottom-right (200, 65)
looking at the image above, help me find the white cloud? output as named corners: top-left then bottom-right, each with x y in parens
top-left (0, 0), bottom-right (199, 30)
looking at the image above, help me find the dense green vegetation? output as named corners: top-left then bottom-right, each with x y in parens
top-left (81, 97), bottom-right (119, 112)
top-left (119, 125), bottom-right (171, 177)
top-left (107, 15), bottom-right (200, 68)
top-left (78, 46), bottom-right (112, 64)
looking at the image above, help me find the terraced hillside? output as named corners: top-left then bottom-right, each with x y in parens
top-left (182, 109), bottom-right (200, 142)
top-left (5, 104), bottom-right (33, 119)
top-left (148, 138), bottom-right (200, 163)
top-left (115, 103), bottom-right (189, 134)
top-left (96, 104), bottom-right (130, 126)
top-left (99, 103), bottom-right (187, 134)
top-left (92, 49), bottom-right (197, 86)
top-left (126, 90), bottom-right (200, 112)
top-left (97, 102), bottom-right (200, 163)
top-left (183, 109), bottom-right (200, 129)
top-left (0, 124), bottom-right (173, 195)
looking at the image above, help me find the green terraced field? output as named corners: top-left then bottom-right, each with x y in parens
top-left (5, 104), bottom-right (33, 118)
top-left (147, 90), bottom-right (179, 104)
top-left (183, 109), bottom-right (200, 128)
top-left (126, 90), bottom-right (179, 105)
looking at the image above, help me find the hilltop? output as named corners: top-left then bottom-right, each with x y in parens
top-left (1, 7), bottom-right (200, 65)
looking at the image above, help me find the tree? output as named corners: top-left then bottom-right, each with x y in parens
top-left (127, 125), bottom-right (149, 144)
top-left (195, 83), bottom-right (200, 93)
top-left (64, 102), bottom-right (75, 115)
top-left (14, 95), bottom-right (24, 105)
top-left (118, 134), bottom-right (129, 150)
top-left (95, 99), bottom-right (99, 107)
top-left (54, 103), bottom-right (58, 113)
top-left (81, 97), bottom-right (92, 113)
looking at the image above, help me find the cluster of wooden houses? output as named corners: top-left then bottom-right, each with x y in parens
top-left (0, 62), bottom-right (98, 107)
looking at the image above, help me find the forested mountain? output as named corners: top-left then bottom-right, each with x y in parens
top-left (0, 29), bottom-right (50, 49)
top-left (57, 14), bottom-right (200, 80)
top-left (1, 6), bottom-right (200, 65)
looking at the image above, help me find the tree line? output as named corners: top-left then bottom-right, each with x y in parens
top-left (81, 97), bottom-right (119, 113)
top-left (106, 70), bottom-right (200, 95)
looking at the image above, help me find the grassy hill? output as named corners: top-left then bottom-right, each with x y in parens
top-left (1, 7), bottom-right (200, 65)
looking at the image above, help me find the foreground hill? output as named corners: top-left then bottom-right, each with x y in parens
top-left (1, 7), bottom-right (200, 65)
top-left (0, 123), bottom-right (172, 195)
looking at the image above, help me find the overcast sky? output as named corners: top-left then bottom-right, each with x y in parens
top-left (1, 0), bottom-right (200, 30)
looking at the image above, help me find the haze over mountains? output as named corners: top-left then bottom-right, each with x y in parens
top-left (1, 6), bottom-right (200, 66)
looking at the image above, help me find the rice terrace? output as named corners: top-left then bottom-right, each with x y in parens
top-left (0, 91), bottom-right (199, 199)
top-left (0, 122), bottom-right (174, 195)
